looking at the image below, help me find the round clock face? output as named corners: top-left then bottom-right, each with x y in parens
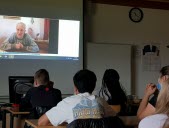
top-left (129, 8), bottom-right (143, 23)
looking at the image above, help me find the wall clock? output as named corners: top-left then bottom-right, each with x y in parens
top-left (129, 7), bottom-right (143, 23)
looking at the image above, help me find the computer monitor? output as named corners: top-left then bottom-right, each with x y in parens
top-left (9, 76), bottom-right (34, 104)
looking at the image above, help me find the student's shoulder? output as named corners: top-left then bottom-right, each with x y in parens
top-left (146, 114), bottom-right (168, 120)
top-left (27, 87), bottom-right (36, 92)
top-left (53, 88), bottom-right (61, 93)
top-left (95, 96), bottom-right (107, 103)
top-left (25, 87), bottom-right (36, 95)
top-left (62, 95), bottom-right (80, 102)
top-left (139, 114), bottom-right (168, 127)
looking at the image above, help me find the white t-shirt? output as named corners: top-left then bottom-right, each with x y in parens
top-left (139, 114), bottom-right (168, 128)
top-left (46, 92), bottom-right (116, 126)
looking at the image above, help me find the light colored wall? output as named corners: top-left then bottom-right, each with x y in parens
top-left (85, 3), bottom-right (169, 98)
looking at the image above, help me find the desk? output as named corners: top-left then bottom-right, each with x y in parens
top-left (1, 107), bottom-right (30, 128)
top-left (25, 119), bottom-right (67, 128)
top-left (119, 116), bottom-right (140, 127)
top-left (25, 117), bottom-right (138, 128)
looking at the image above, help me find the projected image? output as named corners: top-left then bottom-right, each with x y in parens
top-left (0, 15), bottom-right (80, 60)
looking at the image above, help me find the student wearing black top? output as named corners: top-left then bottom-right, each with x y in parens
top-left (99, 69), bottom-right (127, 115)
top-left (20, 69), bottom-right (62, 118)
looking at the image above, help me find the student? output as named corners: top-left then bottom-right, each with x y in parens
top-left (0, 22), bottom-right (39, 52)
top-left (138, 65), bottom-right (169, 128)
top-left (99, 69), bottom-right (127, 115)
top-left (20, 69), bottom-right (62, 118)
top-left (38, 69), bottom-right (116, 126)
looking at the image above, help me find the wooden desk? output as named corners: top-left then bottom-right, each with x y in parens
top-left (1, 107), bottom-right (30, 128)
top-left (119, 116), bottom-right (140, 127)
top-left (5, 107), bottom-right (30, 115)
top-left (25, 119), bottom-right (67, 128)
top-left (25, 117), bottom-right (138, 128)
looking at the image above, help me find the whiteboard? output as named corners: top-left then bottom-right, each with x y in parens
top-left (86, 43), bottom-right (131, 95)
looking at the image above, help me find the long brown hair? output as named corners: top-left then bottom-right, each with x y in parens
top-left (155, 65), bottom-right (169, 115)
top-left (163, 117), bottom-right (169, 128)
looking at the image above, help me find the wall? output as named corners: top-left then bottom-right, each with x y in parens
top-left (85, 3), bottom-right (169, 98)
top-left (86, 43), bottom-right (131, 95)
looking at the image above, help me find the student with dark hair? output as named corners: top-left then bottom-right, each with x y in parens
top-left (20, 69), bottom-right (62, 118)
top-left (99, 69), bottom-right (127, 115)
top-left (38, 69), bottom-right (116, 126)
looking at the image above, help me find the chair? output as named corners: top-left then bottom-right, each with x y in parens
top-left (24, 106), bottom-right (52, 128)
top-left (13, 80), bottom-right (33, 104)
top-left (67, 116), bottom-right (125, 128)
top-left (28, 106), bottom-right (52, 119)
top-left (14, 82), bottom-right (32, 95)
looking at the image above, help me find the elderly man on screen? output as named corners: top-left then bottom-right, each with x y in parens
top-left (0, 22), bottom-right (39, 52)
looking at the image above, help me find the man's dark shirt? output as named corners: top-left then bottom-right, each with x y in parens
top-left (20, 85), bottom-right (62, 113)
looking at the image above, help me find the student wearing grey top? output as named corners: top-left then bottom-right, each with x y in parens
top-left (0, 22), bottom-right (39, 52)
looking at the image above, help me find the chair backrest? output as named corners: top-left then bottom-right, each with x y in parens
top-left (9, 76), bottom-right (34, 104)
top-left (28, 106), bottom-right (52, 119)
top-left (14, 82), bottom-right (32, 94)
top-left (110, 105), bottom-right (121, 113)
top-left (67, 116), bottom-right (125, 128)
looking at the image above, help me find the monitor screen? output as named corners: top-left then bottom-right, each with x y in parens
top-left (9, 76), bottom-right (34, 104)
top-left (0, 15), bottom-right (80, 60)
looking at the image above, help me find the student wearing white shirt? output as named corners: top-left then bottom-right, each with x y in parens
top-left (38, 69), bottom-right (116, 126)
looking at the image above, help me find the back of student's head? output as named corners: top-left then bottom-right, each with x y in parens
top-left (34, 69), bottom-right (50, 85)
top-left (103, 69), bottom-right (119, 86)
top-left (99, 69), bottom-right (127, 104)
top-left (102, 69), bottom-right (122, 93)
top-left (73, 69), bottom-right (97, 94)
